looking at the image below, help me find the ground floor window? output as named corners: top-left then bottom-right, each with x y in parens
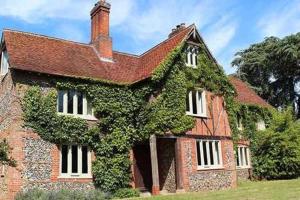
top-left (196, 139), bottom-right (223, 170)
top-left (236, 146), bottom-right (250, 168)
top-left (60, 145), bottom-right (92, 178)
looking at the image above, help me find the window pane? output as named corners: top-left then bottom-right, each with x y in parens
top-left (72, 145), bottom-right (78, 173)
top-left (87, 100), bottom-right (93, 116)
top-left (82, 146), bottom-right (88, 174)
top-left (186, 52), bottom-right (189, 64)
top-left (58, 91), bottom-right (64, 113)
top-left (190, 52), bottom-right (193, 65)
top-left (195, 54), bottom-right (198, 66)
top-left (215, 142), bottom-right (220, 165)
top-left (198, 92), bottom-right (203, 114)
top-left (77, 92), bottom-right (83, 115)
top-left (196, 141), bottom-right (201, 166)
top-left (239, 147), bottom-right (244, 166)
top-left (236, 148), bottom-right (240, 166)
top-left (186, 92), bottom-right (190, 112)
top-left (203, 141), bottom-right (208, 165)
top-left (209, 142), bottom-right (214, 165)
top-left (192, 91), bottom-right (197, 114)
top-left (245, 148), bottom-right (249, 166)
top-left (67, 91), bottom-right (75, 114)
top-left (61, 145), bottom-right (68, 174)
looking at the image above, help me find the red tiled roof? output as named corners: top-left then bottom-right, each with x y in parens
top-left (3, 25), bottom-right (194, 84)
top-left (229, 76), bottom-right (271, 108)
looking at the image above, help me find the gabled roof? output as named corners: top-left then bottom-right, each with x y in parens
top-left (229, 76), bottom-right (271, 108)
top-left (2, 25), bottom-right (194, 84)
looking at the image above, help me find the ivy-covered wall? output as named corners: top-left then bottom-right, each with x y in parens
top-left (20, 41), bottom-right (272, 193)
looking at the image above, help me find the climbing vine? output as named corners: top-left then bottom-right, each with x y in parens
top-left (21, 42), bottom-right (272, 192)
top-left (0, 139), bottom-right (16, 166)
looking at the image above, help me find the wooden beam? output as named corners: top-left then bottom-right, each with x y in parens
top-left (150, 134), bottom-right (160, 195)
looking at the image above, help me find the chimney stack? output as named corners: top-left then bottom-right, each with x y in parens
top-left (91, 0), bottom-right (113, 61)
top-left (168, 23), bottom-right (186, 38)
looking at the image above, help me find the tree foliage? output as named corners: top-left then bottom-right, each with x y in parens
top-left (232, 33), bottom-right (300, 117)
top-left (252, 107), bottom-right (300, 179)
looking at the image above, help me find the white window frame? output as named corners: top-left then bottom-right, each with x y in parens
top-left (1, 50), bottom-right (9, 75)
top-left (186, 90), bottom-right (207, 117)
top-left (59, 144), bottom-right (92, 179)
top-left (57, 90), bottom-right (97, 121)
top-left (236, 145), bottom-right (251, 169)
top-left (196, 139), bottom-right (223, 170)
top-left (186, 46), bottom-right (198, 68)
top-left (256, 120), bottom-right (266, 131)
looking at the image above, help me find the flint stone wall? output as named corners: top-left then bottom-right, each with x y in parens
top-left (22, 137), bottom-right (94, 192)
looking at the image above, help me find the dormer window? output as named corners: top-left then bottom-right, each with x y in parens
top-left (1, 50), bottom-right (9, 75)
top-left (57, 90), bottom-right (96, 120)
top-left (186, 90), bottom-right (207, 117)
top-left (185, 45), bottom-right (199, 68)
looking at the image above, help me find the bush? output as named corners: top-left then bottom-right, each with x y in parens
top-left (252, 107), bottom-right (300, 179)
top-left (15, 189), bottom-right (110, 200)
top-left (113, 188), bottom-right (140, 199)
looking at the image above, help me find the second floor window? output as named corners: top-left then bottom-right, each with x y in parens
top-left (1, 50), bottom-right (9, 75)
top-left (197, 139), bottom-right (223, 170)
top-left (186, 90), bottom-right (207, 117)
top-left (57, 90), bottom-right (95, 120)
top-left (185, 46), bottom-right (199, 68)
top-left (256, 120), bottom-right (266, 131)
top-left (236, 146), bottom-right (250, 168)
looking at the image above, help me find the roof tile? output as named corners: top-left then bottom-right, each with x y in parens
top-left (229, 76), bottom-right (271, 108)
top-left (3, 25), bottom-right (193, 84)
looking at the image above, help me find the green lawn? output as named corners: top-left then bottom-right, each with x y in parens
top-left (139, 179), bottom-right (300, 200)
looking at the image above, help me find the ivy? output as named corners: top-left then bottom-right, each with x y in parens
top-left (0, 139), bottom-right (16, 166)
top-left (21, 42), bottom-right (272, 192)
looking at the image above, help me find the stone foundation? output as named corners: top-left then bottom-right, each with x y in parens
top-left (237, 168), bottom-right (251, 180)
top-left (189, 170), bottom-right (235, 191)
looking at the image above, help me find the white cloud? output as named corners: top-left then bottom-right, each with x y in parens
top-left (53, 24), bottom-right (87, 42)
top-left (258, 0), bottom-right (300, 37)
top-left (202, 15), bottom-right (237, 56)
top-left (116, 0), bottom-right (237, 54)
top-left (0, 0), bottom-right (134, 26)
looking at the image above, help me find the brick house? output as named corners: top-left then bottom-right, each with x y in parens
top-left (229, 76), bottom-right (271, 180)
top-left (0, 1), bottom-right (271, 199)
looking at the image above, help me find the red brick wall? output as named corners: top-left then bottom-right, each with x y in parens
top-left (187, 92), bottom-right (232, 137)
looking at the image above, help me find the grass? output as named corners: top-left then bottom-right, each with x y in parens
top-left (139, 179), bottom-right (300, 200)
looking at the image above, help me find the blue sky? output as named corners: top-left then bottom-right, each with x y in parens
top-left (1, 0), bottom-right (299, 74)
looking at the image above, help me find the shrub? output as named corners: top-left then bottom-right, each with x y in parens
top-left (15, 189), bottom-right (110, 200)
top-left (252, 107), bottom-right (300, 179)
top-left (113, 188), bottom-right (140, 199)
top-left (15, 189), bottom-right (48, 200)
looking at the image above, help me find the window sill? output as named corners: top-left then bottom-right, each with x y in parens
top-left (186, 64), bottom-right (197, 68)
top-left (58, 175), bottom-right (93, 179)
top-left (237, 166), bottom-right (251, 169)
top-left (57, 113), bottom-right (97, 121)
top-left (197, 166), bottom-right (224, 171)
top-left (186, 112), bottom-right (208, 118)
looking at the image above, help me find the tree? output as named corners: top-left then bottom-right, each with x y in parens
top-left (251, 108), bottom-right (300, 179)
top-left (232, 33), bottom-right (300, 117)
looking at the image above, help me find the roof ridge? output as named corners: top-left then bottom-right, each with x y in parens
top-left (3, 29), bottom-right (92, 47)
top-left (140, 24), bottom-right (194, 57)
top-left (113, 50), bottom-right (140, 58)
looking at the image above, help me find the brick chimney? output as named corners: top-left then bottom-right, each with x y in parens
top-left (168, 23), bottom-right (186, 38)
top-left (91, 0), bottom-right (113, 61)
